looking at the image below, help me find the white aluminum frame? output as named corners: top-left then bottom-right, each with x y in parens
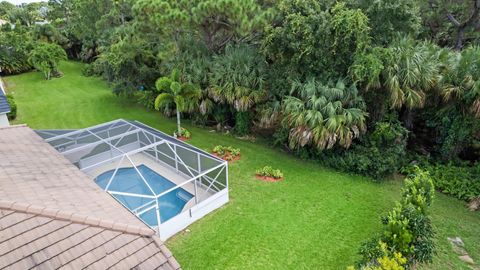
top-left (42, 119), bottom-right (228, 237)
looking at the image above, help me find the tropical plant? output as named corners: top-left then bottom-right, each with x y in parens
top-left (208, 45), bottom-right (267, 135)
top-left (282, 78), bottom-right (368, 150)
top-left (154, 69), bottom-right (201, 134)
top-left (317, 117), bottom-right (409, 179)
top-left (28, 42), bottom-right (67, 80)
top-left (255, 166), bottom-right (283, 179)
top-left (212, 145), bottom-right (240, 161)
top-left (440, 46), bottom-right (480, 118)
top-left (175, 127), bottom-right (191, 139)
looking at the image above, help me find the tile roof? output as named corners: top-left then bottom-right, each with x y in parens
top-left (0, 125), bottom-right (181, 270)
top-left (0, 90), bottom-right (10, 114)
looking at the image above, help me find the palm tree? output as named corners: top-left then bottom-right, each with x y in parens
top-left (384, 38), bottom-right (441, 110)
top-left (439, 46), bottom-right (480, 117)
top-left (208, 45), bottom-right (267, 134)
top-left (283, 78), bottom-right (368, 150)
top-left (351, 37), bottom-right (442, 110)
top-left (154, 69), bottom-right (201, 135)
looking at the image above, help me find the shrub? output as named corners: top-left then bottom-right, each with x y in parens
top-left (234, 111), bottom-right (252, 136)
top-left (318, 119), bottom-right (409, 180)
top-left (6, 94), bottom-right (17, 120)
top-left (356, 167), bottom-right (435, 268)
top-left (174, 127), bottom-right (191, 139)
top-left (402, 162), bottom-right (480, 202)
top-left (255, 166), bottom-right (283, 179)
top-left (212, 145), bottom-right (241, 161)
top-left (350, 242), bottom-right (407, 270)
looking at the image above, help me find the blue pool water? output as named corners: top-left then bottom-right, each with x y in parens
top-left (95, 165), bottom-right (193, 226)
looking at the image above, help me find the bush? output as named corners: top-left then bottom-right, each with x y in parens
top-left (234, 111), bottom-right (252, 136)
top-left (356, 167), bottom-right (435, 268)
top-left (351, 242), bottom-right (407, 270)
top-left (402, 162), bottom-right (480, 202)
top-left (319, 119), bottom-right (409, 180)
top-left (212, 145), bottom-right (241, 161)
top-left (6, 94), bottom-right (17, 120)
top-left (255, 166), bottom-right (283, 179)
top-left (174, 127), bottom-right (191, 139)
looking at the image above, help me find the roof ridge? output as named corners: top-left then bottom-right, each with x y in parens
top-left (0, 200), bottom-right (155, 237)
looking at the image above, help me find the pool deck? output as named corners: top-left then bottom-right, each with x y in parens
top-left (83, 152), bottom-right (215, 207)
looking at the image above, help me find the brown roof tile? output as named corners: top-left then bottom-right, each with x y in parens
top-left (0, 126), bottom-right (181, 270)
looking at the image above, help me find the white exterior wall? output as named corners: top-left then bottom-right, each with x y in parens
top-left (0, 113), bottom-right (9, 127)
top-left (157, 189), bottom-right (229, 240)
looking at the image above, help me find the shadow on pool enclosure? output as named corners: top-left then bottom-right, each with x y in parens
top-left (36, 119), bottom-right (229, 240)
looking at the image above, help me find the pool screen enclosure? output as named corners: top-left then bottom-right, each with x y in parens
top-left (36, 119), bottom-right (229, 240)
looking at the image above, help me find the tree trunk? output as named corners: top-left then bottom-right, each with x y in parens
top-left (176, 109), bottom-right (181, 136)
top-left (455, 27), bottom-right (465, 50)
top-left (445, 0), bottom-right (480, 50)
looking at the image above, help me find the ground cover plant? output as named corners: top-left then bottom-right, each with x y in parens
top-left (4, 61), bottom-right (480, 269)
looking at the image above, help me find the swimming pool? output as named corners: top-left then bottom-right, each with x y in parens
top-left (95, 165), bottom-right (193, 226)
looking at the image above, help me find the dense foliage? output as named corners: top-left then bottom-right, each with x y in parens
top-left (1, 0), bottom-right (479, 215)
top-left (403, 162), bottom-right (480, 203)
top-left (28, 42), bottom-right (67, 79)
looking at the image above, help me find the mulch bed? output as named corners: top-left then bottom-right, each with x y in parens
top-left (177, 136), bottom-right (190, 141)
top-left (255, 174), bottom-right (284, 183)
top-left (212, 153), bottom-right (241, 163)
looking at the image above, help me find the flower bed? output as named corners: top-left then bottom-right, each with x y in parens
top-left (175, 127), bottom-right (191, 141)
top-left (212, 145), bottom-right (241, 162)
top-left (255, 166), bottom-right (284, 182)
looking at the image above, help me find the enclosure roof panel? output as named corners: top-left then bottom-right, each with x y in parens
top-left (35, 119), bottom-right (223, 162)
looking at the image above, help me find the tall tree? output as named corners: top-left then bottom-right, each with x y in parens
top-left (262, 1), bottom-right (370, 80)
top-left (354, 0), bottom-right (421, 45)
top-left (28, 42), bottom-right (67, 80)
top-left (133, 0), bottom-right (270, 53)
top-left (421, 0), bottom-right (480, 49)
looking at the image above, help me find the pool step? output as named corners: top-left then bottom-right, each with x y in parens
top-left (132, 199), bottom-right (157, 215)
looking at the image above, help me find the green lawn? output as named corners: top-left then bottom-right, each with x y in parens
top-left (4, 61), bottom-right (479, 269)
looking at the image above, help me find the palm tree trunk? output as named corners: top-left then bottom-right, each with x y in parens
top-left (176, 110), bottom-right (181, 136)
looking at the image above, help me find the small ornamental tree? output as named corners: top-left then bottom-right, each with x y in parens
top-left (154, 69), bottom-right (201, 136)
top-left (28, 42), bottom-right (67, 80)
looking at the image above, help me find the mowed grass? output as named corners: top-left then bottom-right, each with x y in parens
top-left (4, 61), bottom-right (479, 269)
